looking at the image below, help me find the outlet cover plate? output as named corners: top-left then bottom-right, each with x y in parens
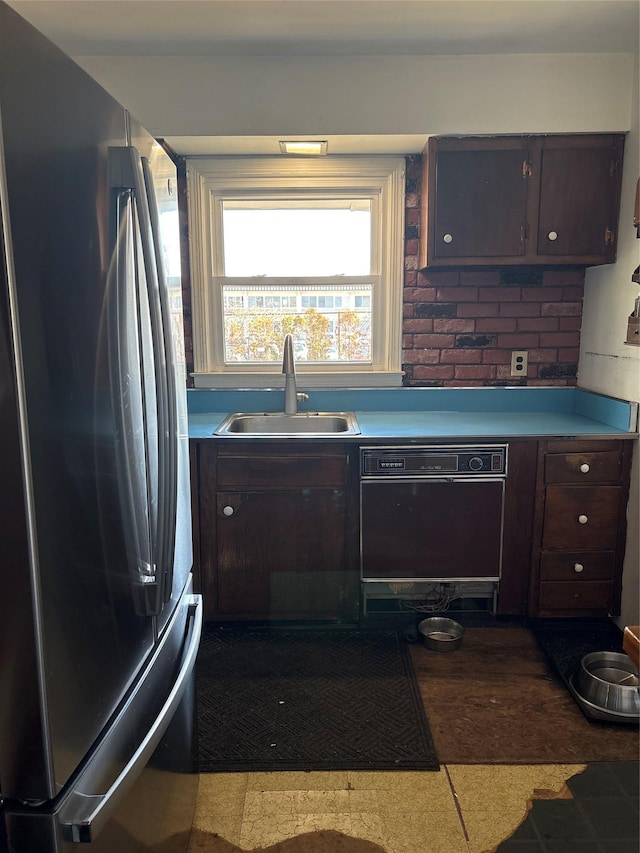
top-left (511, 350), bottom-right (528, 377)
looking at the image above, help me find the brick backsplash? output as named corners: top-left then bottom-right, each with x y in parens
top-left (177, 154), bottom-right (584, 388)
top-left (402, 155), bottom-right (583, 387)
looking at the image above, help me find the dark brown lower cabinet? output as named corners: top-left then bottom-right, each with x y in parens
top-left (216, 488), bottom-right (347, 618)
top-left (528, 439), bottom-right (633, 618)
top-left (191, 436), bottom-right (632, 623)
top-left (195, 442), bottom-right (359, 622)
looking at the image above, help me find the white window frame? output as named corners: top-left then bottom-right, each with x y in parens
top-left (187, 156), bottom-right (405, 388)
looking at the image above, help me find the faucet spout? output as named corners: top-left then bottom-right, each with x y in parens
top-left (282, 333), bottom-right (295, 377)
top-left (282, 334), bottom-right (298, 415)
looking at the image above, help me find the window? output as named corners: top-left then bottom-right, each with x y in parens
top-left (187, 156), bottom-right (405, 387)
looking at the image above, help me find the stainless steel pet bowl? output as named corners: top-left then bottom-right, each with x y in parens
top-left (418, 617), bottom-right (464, 652)
top-left (575, 651), bottom-right (640, 716)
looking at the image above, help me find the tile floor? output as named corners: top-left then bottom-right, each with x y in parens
top-left (496, 761), bottom-right (640, 853)
top-left (187, 761), bottom-right (640, 852)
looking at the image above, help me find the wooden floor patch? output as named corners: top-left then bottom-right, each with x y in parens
top-left (410, 624), bottom-right (638, 764)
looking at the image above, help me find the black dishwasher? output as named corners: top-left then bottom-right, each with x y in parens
top-left (360, 446), bottom-right (507, 583)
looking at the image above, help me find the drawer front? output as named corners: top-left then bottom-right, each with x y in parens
top-left (217, 455), bottom-right (347, 488)
top-left (538, 580), bottom-right (614, 612)
top-left (543, 485), bottom-right (620, 549)
top-left (539, 550), bottom-right (616, 581)
top-left (545, 451), bottom-right (621, 484)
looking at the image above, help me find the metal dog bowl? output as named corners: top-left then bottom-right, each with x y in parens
top-left (574, 651), bottom-right (640, 717)
top-left (418, 617), bottom-right (464, 652)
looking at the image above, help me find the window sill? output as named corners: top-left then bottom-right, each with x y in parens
top-left (191, 371), bottom-right (403, 389)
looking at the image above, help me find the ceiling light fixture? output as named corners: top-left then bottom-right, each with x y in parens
top-left (279, 140), bottom-right (328, 156)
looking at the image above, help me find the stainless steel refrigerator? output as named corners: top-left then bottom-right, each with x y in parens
top-left (0, 4), bottom-right (202, 851)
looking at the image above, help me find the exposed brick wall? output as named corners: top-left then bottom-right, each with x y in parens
top-left (403, 154), bottom-right (584, 387)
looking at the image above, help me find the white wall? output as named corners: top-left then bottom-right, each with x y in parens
top-left (581, 56), bottom-right (640, 401)
top-left (580, 54), bottom-right (640, 627)
top-left (76, 53), bottom-right (634, 139)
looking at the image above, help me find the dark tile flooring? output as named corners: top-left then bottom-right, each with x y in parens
top-left (497, 761), bottom-right (640, 852)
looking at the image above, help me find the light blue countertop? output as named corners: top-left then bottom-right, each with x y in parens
top-left (187, 387), bottom-right (638, 441)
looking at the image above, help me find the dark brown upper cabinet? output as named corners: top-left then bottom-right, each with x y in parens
top-left (420, 134), bottom-right (625, 269)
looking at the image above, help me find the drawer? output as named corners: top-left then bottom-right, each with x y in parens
top-left (217, 455), bottom-right (347, 488)
top-left (539, 550), bottom-right (616, 582)
top-left (543, 485), bottom-right (620, 549)
top-left (545, 451), bottom-right (621, 484)
top-left (538, 580), bottom-right (614, 612)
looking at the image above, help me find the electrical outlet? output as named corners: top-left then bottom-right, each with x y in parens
top-left (510, 350), bottom-right (528, 377)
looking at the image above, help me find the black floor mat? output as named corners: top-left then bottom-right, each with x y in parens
top-left (195, 626), bottom-right (439, 772)
top-left (532, 619), bottom-right (626, 683)
top-left (531, 619), bottom-right (640, 724)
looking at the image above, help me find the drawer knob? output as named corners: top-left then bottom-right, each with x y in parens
top-left (574, 563), bottom-right (585, 573)
top-left (443, 233), bottom-right (453, 243)
top-left (578, 514), bottom-right (588, 525)
top-left (580, 463), bottom-right (590, 473)
top-left (548, 230), bottom-right (558, 241)
top-left (222, 505), bottom-right (235, 517)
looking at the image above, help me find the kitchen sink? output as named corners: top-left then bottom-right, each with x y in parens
top-left (214, 411), bottom-right (360, 437)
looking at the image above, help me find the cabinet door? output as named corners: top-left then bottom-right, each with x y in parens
top-left (429, 140), bottom-right (529, 261)
top-left (421, 134), bottom-right (625, 268)
top-left (535, 135), bottom-right (624, 262)
top-left (216, 489), bottom-right (346, 619)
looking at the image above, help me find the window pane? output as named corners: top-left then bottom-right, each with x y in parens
top-left (222, 200), bottom-right (371, 276)
top-left (222, 284), bottom-right (372, 364)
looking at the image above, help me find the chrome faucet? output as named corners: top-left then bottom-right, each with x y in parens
top-left (282, 334), bottom-right (308, 415)
top-left (282, 333), bottom-right (298, 415)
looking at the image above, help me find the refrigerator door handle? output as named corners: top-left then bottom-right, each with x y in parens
top-left (130, 151), bottom-right (171, 616)
top-left (141, 154), bottom-right (179, 603)
top-left (58, 594), bottom-right (202, 843)
top-left (108, 186), bottom-right (157, 596)
top-left (110, 145), bottom-right (170, 615)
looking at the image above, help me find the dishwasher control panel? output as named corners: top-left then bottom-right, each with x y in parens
top-left (361, 445), bottom-right (507, 477)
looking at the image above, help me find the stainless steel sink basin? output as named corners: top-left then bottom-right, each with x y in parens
top-left (214, 412), bottom-right (360, 437)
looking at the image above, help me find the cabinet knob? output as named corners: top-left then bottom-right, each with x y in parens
top-left (574, 563), bottom-right (584, 573)
top-left (580, 463), bottom-right (590, 473)
top-left (222, 505), bottom-right (235, 517)
top-left (443, 233), bottom-right (453, 244)
top-left (547, 230), bottom-right (558, 241)
top-left (578, 514), bottom-right (588, 525)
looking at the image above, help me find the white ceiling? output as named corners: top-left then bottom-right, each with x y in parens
top-left (7, 0), bottom-right (640, 155)
top-left (8, 1), bottom-right (640, 57)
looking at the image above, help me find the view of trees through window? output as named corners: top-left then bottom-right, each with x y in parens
top-left (222, 285), bottom-right (372, 363)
